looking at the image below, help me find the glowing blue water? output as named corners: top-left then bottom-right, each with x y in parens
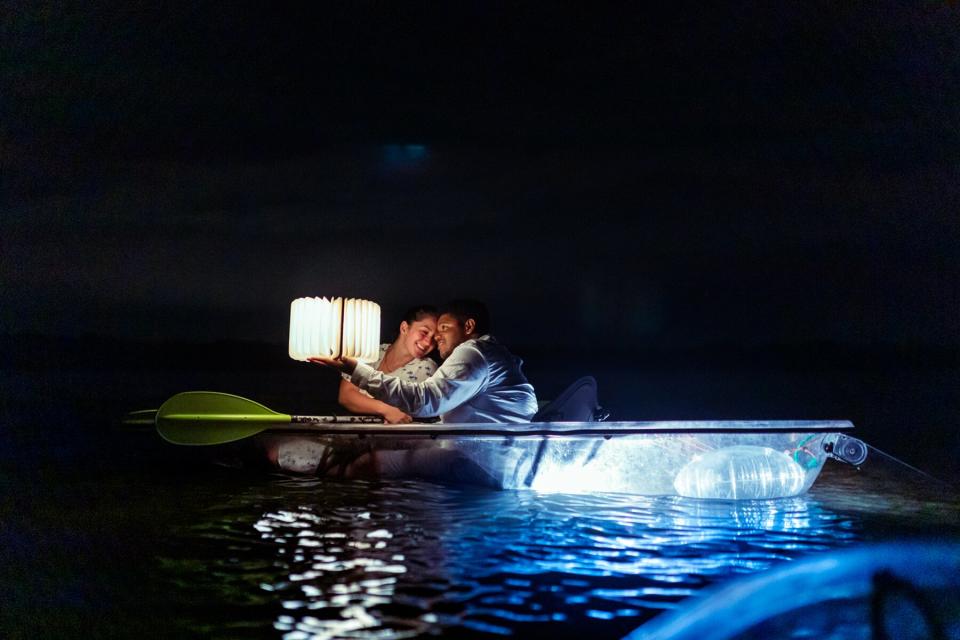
top-left (3, 447), bottom-right (959, 639)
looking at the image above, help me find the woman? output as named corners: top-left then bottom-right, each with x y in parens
top-left (271, 305), bottom-right (438, 474)
top-left (337, 304), bottom-right (439, 424)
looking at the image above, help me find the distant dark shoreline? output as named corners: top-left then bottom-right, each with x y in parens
top-left (2, 333), bottom-right (957, 373)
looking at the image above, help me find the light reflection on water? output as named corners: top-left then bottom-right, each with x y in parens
top-left (5, 450), bottom-right (957, 639)
top-left (149, 468), bottom-right (929, 639)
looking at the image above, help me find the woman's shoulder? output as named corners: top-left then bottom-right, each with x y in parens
top-left (414, 356), bottom-right (438, 370)
top-left (394, 355), bottom-right (437, 382)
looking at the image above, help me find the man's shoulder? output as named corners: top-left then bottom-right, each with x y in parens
top-left (451, 337), bottom-right (486, 358)
top-left (459, 335), bottom-right (522, 364)
top-left (472, 335), bottom-right (513, 354)
top-left (442, 338), bottom-right (493, 370)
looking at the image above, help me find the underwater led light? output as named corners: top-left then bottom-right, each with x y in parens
top-left (288, 297), bottom-right (381, 362)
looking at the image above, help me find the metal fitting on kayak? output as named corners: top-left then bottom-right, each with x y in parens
top-left (822, 433), bottom-right (869, 467)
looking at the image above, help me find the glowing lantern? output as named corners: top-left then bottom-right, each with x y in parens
top-left (288, 297), bottom-right (381, 362)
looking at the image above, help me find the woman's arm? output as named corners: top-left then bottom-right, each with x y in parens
top-left (337, 379), bottom-right (412, 424)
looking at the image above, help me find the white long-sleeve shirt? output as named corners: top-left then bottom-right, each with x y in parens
top-left (350, 335), bottom-right (538, 423)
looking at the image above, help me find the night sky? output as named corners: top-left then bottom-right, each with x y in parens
top-left (3, 2), bottom-right (958, 354)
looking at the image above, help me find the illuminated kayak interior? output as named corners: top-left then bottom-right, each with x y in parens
top-left (252, 422), bottom-right (864, 499)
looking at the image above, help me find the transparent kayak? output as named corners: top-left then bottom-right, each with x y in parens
top-left (256, 420), bottom-right (864, 499)
top-left (138, 392), bottom-right (867, 499)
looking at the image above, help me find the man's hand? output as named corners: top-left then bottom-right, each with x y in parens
top-left (381, 406), bottom-right (413, 424)
top-left (307, 356), bottom-right (358, 375)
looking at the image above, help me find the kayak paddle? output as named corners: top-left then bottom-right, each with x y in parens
top-left (156, 391), bottom-right (384, 446)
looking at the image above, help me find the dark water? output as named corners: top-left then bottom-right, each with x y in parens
top-left (2, 365), bottom-right (959, 638)
top-left (3, 445), bottom-right (959, 639)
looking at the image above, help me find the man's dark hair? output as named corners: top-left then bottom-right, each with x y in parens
top-left (400, 304), bottom-right (438, 325)
top-left (440, 299), bottom-right (491, 336)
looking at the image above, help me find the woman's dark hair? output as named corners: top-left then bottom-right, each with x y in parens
top-left (440, 299), bottom-right (491, 336)
top-left (400, 304), bottom-right (439, 325)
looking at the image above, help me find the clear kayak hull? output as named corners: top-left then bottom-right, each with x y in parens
top-left (258, 420), bottom-right (854, 499)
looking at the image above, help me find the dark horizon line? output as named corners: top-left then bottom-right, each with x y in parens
top-left (7, 127), bottom-right (959, 171)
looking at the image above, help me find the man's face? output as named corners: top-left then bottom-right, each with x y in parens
top-left (435, 313), bottom-right (469, 360)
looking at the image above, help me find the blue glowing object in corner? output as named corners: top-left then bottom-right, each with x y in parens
top-left (622, 541), bottom-right (960, 640)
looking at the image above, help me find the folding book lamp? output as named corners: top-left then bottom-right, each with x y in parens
top-left (288, 297), bottom-right (381, 363)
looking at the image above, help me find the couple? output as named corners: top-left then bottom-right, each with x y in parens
top-left (273, 299), bottom-right (538, 476)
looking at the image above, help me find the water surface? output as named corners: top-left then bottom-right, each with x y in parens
top-left (4, 449), bottom-right (958, 639)
top-left (3, 365), bottom-right (958, 638)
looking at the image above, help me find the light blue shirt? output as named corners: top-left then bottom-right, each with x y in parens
top-left (350, 335), bottom-right (538, 423)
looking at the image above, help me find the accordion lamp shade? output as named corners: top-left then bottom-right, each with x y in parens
top-left (289, 297), bottom-right (381, 362)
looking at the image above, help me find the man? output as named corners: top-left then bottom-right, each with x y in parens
top-left (312, 299), bottom-right (538, 423)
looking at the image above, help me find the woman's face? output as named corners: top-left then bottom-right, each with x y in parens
top-left (399, 315), bottom-right (437, 359)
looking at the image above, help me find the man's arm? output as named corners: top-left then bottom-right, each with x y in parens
top-left (337, 379), bottom-right (412, 424)
top-left (350, 344), bottom-right (488, 417)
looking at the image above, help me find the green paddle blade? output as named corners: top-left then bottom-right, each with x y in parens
top-left (156, 391), bottom-right (292, 446)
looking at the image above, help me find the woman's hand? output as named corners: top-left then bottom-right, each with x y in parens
top-left (381, 406), bottom-right (413, 424)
